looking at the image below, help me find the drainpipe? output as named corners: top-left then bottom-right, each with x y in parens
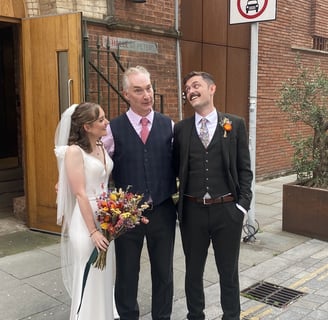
top-left (175, 0), bottom-right (183, 120)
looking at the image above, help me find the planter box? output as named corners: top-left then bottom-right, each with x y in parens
top-left (282, 183), bottom-right (328, 241)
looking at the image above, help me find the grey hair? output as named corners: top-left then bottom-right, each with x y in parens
top-left (122, 66), bottom-right (151, 91)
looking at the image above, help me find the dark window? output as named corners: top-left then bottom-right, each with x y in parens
top-left (313, 36), bottom-right (328, 51)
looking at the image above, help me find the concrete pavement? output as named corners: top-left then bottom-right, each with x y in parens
top-left (1, 174), bottom-right (328, 319)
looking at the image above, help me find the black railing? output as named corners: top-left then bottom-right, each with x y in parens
top-left (83, 22), bottom-right (163, 119)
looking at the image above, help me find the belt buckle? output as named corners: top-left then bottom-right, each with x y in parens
top-left (203, 198), bottom-right (210, 205)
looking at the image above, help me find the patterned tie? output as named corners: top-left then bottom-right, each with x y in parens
top-left (140, 117), bottom-right (149, 144)
top-left (199, 118), bottom-right (209, 148)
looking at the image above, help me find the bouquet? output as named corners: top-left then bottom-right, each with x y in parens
top-left (93, 187), bottom-right (150, 270)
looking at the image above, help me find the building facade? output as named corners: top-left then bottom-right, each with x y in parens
top-left (256, 0), bottom-right (328, 178)
top-left (1, 0), bottom-right (328, 230)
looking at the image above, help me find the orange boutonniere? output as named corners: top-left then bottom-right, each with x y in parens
top-left (221, 117), bottom-right (232, 138)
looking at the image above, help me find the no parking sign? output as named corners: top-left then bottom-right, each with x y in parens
top-left (230, 0), bottom-right (277, 24)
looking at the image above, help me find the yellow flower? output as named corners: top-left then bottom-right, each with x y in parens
top-left (111, 208), bottom-right (121, 215)
top-left (120, 212), bottom-right (131, 219)
top-left (100, 222), bottom-right (109, 230)
top-left (110, 193), bottom-right (117, 201)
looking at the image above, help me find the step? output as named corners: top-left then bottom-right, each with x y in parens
top-left (0, 167), bottom-right (23, 182)
top-left (0, 179), bottom-right (24, 194)
top-left (0, 191), bottom-right (24, 208)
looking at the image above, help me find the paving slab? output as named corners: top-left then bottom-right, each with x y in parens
top-left (0, 230), bottom-right (60, 258)
top-left (1, 174), bottom-right (328, 320)
top-left (0, 283), bottom-right (62, 320)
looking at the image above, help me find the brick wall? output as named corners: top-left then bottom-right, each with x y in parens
top-left (312, 0), bottom-right (328, 36)
top-left (20, 0), bottom-right (328, 180)
top-left (85, 24), bottom-right (178, 121)
top-left (114, 0), bottom-right (176, 29)
top-left (25, 0), bottom-right (108, 18)
top-left (22, 0), bottom-right (178, 121)
top-left (105, 1), bottom-right (178, 120)
top-left (25, 0), bottom-right (40, 16)
top-left (76, 0), bottom-right (107, 19)
top-left (84, 0), bottom-right (178, 121)
top-left (24, 0), bottom-right (176, 24)
top-left (256, 0), bottom-right (328, 179)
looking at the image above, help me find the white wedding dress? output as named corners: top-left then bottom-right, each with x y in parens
top-left (56, 146), bottom-right (115, 320)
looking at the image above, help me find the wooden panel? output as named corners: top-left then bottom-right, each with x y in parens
top-left (0, 0), bottom-right (26, 18)
top-left (228, 23), bottom-right (251, 48)
top-left (180, 0), bottom-right (250, 120)
top-left (202, 44), bottom-right (227, 112)
top-left (180, 40), bottom-right (202, 75)
top-left (180, 0), bottom-right (203, 42)
top-left (180, 40), bottom-right (202, 118)
top-left (226, 47), bottom-right (249, 122)
top-left (67, 15), bottom-right (83, 100)
top-left (22, 13), bottom-right (82, 232)
top-left (203, 0), bottom-right (228, 45)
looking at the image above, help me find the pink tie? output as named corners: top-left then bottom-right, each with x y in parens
top-left (140, 117), bottom-right (149, 144)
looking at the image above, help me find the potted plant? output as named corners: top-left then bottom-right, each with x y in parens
top-left (277, 59), bottom-right (328, 241)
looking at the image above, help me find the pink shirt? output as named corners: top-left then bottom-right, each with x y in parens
top-left (102, 109), bottom-right (154, 156)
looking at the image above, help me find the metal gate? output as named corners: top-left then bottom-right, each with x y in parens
top-left (83, 23), bottom-right (163, 119)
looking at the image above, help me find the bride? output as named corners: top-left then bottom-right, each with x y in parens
top-left (55, 102), bottom-right (115, 320)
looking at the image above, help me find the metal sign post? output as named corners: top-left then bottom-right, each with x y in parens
top-left (229, 0), bottom-right (277, 240)
top-left (247, 22), bottom-right (259, 236)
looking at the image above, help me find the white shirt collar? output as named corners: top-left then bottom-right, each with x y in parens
top-left (195, 109), bottom-right (217, 126)
top-left (127, 108), bottom-right (154, 126)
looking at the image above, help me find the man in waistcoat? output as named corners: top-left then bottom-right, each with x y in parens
top-left (103, 66), bottom-right (177, 320)
top-left (173, 71), bottom-right (253, 320)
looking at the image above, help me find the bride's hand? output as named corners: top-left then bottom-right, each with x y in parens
top-left (91, 231), bottom-right (110, 251)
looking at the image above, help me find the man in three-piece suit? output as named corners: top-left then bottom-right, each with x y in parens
top-left (173, 71), bottom-right (253, 320)
top-left (103, 66), bottom-right (177, 320)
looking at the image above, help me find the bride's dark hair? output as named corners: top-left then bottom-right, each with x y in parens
top-left (68, 102), bottom-right (101, 153)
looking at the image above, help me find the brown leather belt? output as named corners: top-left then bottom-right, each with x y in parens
top-left (185, 195), bottom-right (235, 205)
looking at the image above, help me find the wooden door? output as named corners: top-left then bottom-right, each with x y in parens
top-left (21, 13), bottom-right (82, 232)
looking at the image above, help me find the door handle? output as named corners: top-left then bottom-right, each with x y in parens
top-left (68, 79), bottom-right (73, 106)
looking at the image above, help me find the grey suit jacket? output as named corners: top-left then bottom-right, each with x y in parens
top-left (173, 111), bottom-right (253, 222)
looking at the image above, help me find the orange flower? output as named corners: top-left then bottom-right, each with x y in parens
top-left (100, 200), bottom-right (107, 207)
top-left (221, 117), bottom-right (232, 138)
top-left (223, 122), bottom-right (232, 132)
top-left (108, 224), bottom-right (115, 234)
